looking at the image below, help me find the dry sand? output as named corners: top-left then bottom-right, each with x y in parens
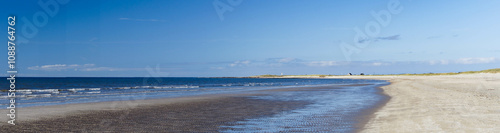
top-left (327, 73), bottom-right (500, 132)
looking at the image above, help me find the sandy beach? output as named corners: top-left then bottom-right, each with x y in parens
top-left (327, 73), bottom-right (500, 132)
top-left (2, 73), bottom-right (498, 132)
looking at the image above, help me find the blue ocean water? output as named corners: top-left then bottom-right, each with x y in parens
top-left (1, 77), bottom-right (389, 131)
top-left (0, 77), bottom-right (382, 107)
top-left (0, 77), bottom-right (385, 108)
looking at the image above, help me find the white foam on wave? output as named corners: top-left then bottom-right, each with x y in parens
top-left (33, 89), bottom-right (59, 92)
top-left (40, 94), bottom-right (52, 97)
top-left (68, 88), bottom-right (85, 92)
top-left (143, 85), bottom-right (199, 89)
top-left (18, 91), bottom-right (33, 94)
top-left (116, 87), bottom-right (131, 89)
top-left (85, 91), bottom-right (101, 94)
top-left (25, 94), bottom-right (52, 97)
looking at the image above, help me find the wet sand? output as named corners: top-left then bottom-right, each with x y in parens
top-left (0, 84), bottom-right (387, 132)
top-left (1, 95), bottom-right (309, 132)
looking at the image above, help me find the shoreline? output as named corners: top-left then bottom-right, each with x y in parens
top-left (4, 73), bottom-right (494, 132)
top-left (354, 85), bottom-right (391, 132)
top-left (1, 83), bottom-right (388, 132)
top-left (253, 73), bottom-right (500, 132)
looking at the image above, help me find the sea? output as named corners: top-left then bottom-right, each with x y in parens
top-left (0, 77), bottom-right (389, 132)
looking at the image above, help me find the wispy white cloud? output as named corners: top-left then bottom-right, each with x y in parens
top-left (229, 60), bottom-right (251, 67)
top-left (369, 62), bottom-right (391, 66)
top-left (428, 60), bottom-right (450, 65)
top-left (455, 57), bottom-right (497, 64)
top-left (372, 62), bottom-right (383, 66)
top-left (358, 34), bottom-right (401, 43)
top-left (28, 64), bottom-right (143, 71)
top-left (427, 57), bottom-right (498, 65)
top-left (306, 61), bottom-right (391, 67)
top-left (262, 58), bottom-right (300, 67)
top-left (306, 61), bottom-right (341, 67)
top-left (28, 64), bottom-right (94, 71)
top-left (277, 58), bottom-right (296, 63)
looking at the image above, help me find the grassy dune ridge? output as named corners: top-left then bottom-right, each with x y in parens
top-left (252, 68), bottom-right (500, 78)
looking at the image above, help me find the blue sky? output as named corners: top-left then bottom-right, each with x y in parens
top-left (2, 0), bottom-right (500, 77)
